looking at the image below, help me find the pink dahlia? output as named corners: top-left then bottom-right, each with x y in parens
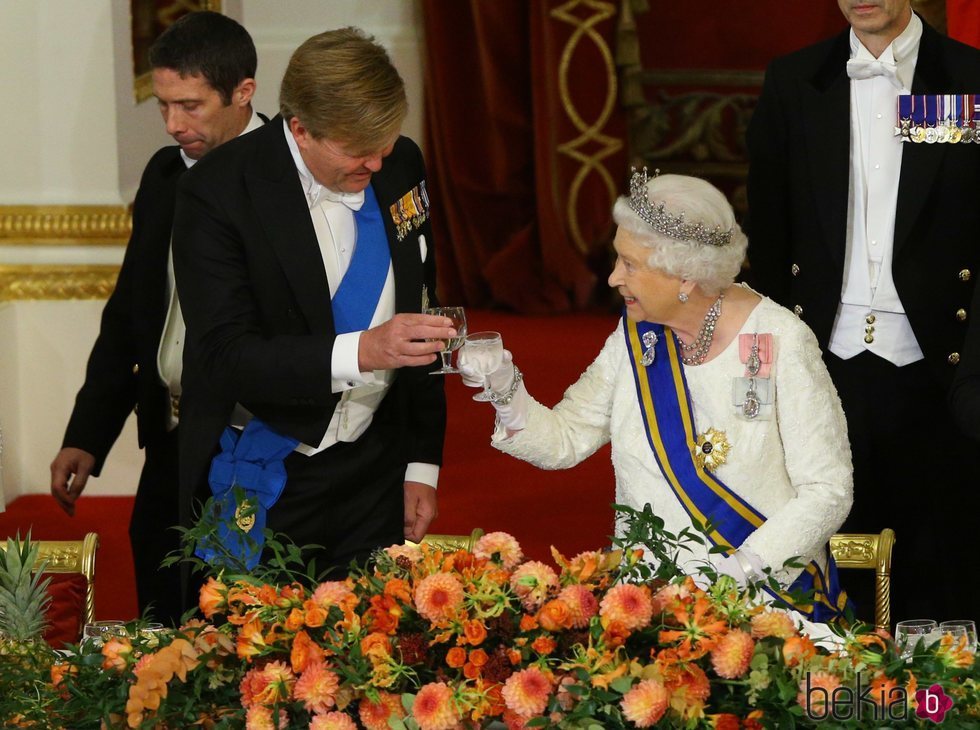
top-left (797, 671), bottom-right (842, 719)
top-left (244, 705), bottom-right (287, 730)
top-left (599, 584), bottom-right (654, 631)
top-left (414, 572), bottom-right (465, 623)
top-left (412, 682), bottom-right (460, 730)
top-left (620, 678), bottom-right (669, 727)
top-left (474, 531), bottom-right (524, 569)
top-left (311, 581), bottom-right (355, 609)
top-left (710, 629), bottom-right (755, 679)
top-left (293, 659), bottom-right (340, 714)
top-left (751, 610), bottom-right (797, 640)
top-left (384, 543), bottom-right (423, 562)
top-left (509, 561), bottom-right (559, 611)
top-left (502, 667), bottom-right (553, 717)
top-left (558, 584), bottom-right (599, 628)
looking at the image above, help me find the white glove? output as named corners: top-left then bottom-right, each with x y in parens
top-left (457, 348), bottom-right (528, 432)
top-left (711, 548), bottom-right (765, 587)
top-left (458, 348), bottom-right (516, 391)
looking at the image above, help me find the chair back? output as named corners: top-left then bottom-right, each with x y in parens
top-left (829, 529), bottom-right (895, 632)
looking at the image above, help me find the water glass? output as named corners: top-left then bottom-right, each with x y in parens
top-left (82, 620), bottom-right (126, 648)
top-left (940, 620), bottom-right (977, 652)
top-left (460, 331), bottom-right (504, 401)
top-left (894, 619), bottom-right (938, 659)
top-left (425, 306), bottom-right (467, 374)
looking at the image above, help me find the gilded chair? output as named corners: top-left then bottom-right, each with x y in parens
top-left (829, 529), bottom-right (896, 632)
top-left (410, 528), bottom-right (485, 552)
top-left (1, 532), bottom-right (100, 645)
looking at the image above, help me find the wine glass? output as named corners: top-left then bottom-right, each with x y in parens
top-left (460, 331), bottom-right (504, 401)
top-left (425, 306), bottom-right (467, 374)
top-left (82, 620), bottom-right (126, 649)
top-left (894, 619), bottom-right (938, 660)
top-left (940, 620), bottom-right (977, 652)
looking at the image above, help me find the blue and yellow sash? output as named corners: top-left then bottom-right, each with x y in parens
top-left (623, 315), bottom-right (849, 621)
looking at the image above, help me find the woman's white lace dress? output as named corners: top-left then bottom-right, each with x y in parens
top-left (493, 297), bottom-right (853, 583)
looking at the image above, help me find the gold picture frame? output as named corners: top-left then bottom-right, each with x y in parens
top-left (132, 0), bottom-right (223, 103)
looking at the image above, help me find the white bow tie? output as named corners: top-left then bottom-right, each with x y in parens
top-left (310, 187), bottom-right (365, 211)
top-left (846, 57), bottom-right (901, 88)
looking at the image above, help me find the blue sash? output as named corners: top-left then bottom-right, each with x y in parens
top-left (196, 419), bottom-right (299, 570)
top-left (332, 185), bottom-right (391, 334)
top-left (623, 315), bottom-right (850, 621)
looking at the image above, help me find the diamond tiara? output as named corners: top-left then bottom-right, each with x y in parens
top-left (626, 168), bottom-right (734, 247)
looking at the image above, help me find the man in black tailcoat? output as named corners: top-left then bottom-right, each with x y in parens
top-left (747, 0), bottom-right (980, 622)
top-left (172, 28), bottom-right (453, 581)
top-left (50, 12), bottom-right (262, 625)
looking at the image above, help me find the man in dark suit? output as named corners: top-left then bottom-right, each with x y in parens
top-left (50, 11), bottom-right (261, 625)
top-left (747, 0), bottom-right (980, 622)
top-left (172, 28), bottom-right (454, 579)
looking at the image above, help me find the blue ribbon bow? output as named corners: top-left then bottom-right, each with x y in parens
top-left (195, 419), bottom-right (299, 570)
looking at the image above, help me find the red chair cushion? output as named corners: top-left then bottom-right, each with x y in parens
top-left (41, 572), bottom-right (87, 649)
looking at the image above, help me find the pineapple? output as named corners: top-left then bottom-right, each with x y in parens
top-left (0, 532), bottom-right (54, 671)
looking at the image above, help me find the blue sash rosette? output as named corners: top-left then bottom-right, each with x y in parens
top-left (195, 419), bottom-right (299, 570)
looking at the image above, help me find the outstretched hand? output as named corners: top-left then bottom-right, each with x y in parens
top-left (358, 313), bottom-right (456, 371)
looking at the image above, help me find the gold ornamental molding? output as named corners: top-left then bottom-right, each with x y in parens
top-left (551, 0), bottom-right (623, 255)
top-left (0, 205), bottom-right (131, 245)
top-left (0, 265), bottom-right (120, 301)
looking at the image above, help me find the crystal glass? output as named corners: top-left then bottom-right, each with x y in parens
top-left (425, 307), bottom-right (467, 374)
top-left (82, 620), bottom-right (126, 648)
top-left (940, 620), bottom-right (978, 652)
top-left (895, 619), bottom-right (938, 659)
top-left (460, 331), bottom-right (504, 401)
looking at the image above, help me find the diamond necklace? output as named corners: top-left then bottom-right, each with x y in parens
top-left (678, 293), bottom-right (724, 366)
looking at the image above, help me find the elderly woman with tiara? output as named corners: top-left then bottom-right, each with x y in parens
top-left (460, 171), bottom-right (853, 622)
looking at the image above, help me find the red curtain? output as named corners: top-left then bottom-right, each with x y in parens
top-left (422, 1), bottom-right (626, 313)
top-left (947, 0), bottom-right (980, 48)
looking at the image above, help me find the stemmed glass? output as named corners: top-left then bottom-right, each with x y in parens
top-left (460, 331), bottom-right (504, 401)
top-left (940, 620), bottom-right (978, 653)
top-left (425, 306), bottom-right (467, 375)
top-left (894, 619), bottom-right (938, 660)
top-left (82, 620), bottom-right (126, 649)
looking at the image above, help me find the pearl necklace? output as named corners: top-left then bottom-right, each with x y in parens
top-left (678, 293), bottom-right (724, 366)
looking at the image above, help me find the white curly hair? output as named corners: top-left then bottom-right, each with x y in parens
top-left (612, 173), bottom-right (747, 296)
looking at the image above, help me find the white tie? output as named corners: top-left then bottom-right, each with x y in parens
top-left (310, 187), bottom-right (365, 211)
top-left (846, 57), bottom-right (901, 88)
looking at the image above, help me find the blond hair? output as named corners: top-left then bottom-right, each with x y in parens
top-left (279, 27), bottom-right (407, 151)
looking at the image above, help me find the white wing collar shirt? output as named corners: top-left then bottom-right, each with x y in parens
top-left (829, 13), bottom-right (924, 366)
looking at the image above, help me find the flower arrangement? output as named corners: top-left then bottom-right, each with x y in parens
top-left (1, 502), bottom-right (978, 729)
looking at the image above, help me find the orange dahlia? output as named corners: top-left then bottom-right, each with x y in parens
top-left (510, 561), bottom-right (559, 611)
top-left (244, 705), bottom-right (287, 730)
top-left (710, 629), bottom-right (755, 679)
top-left (294, 659), bottom-right (340, 714)
top-left (474, 531), bottom-right (524, 569)
top-left (359, 691), bottom-right (406, 730)
top-left (599, 584), bottom-right (653, 631)
top-left (412, 682), bottom-right (460, 730)
top-left (251, 660), bottom-right (295, 706)
top-left (750, 610), bottom-right (797, 640)
top-left (310, 711), bottom-right (358, 730)
top-left (620, 678), bottom-right (669, 727)
top-left (414, 572), bottom-right (465, 623)
top-left (796, 671), bottom-right (842, 719)
top-left (558, 585), bottom-right (598, 628)
top-left (502, 667), bottom-right (553, 717)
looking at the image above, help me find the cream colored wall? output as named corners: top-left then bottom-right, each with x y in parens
top-left (0, 0), bottom-right (424, 510)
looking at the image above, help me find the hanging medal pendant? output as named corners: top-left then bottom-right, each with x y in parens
top-left (741, 378), bottom-right (761, 420)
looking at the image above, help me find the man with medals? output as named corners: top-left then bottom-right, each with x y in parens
top-left (462, 172), bottom-right (853, 623)
top-left (172, 29), bottom-right (454, 582)
top-left (747, 0), bottom-right (980, 623)
top-left (49, 12), bottom-right (262, 626)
